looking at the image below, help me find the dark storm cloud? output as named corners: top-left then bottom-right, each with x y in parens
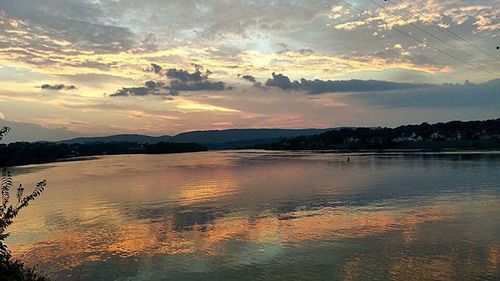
top-left (351, 79), bottom-right (500, 108)
top-left (39, 84), bottom-right (77, 91)
top-left (112, 64), bottom-right (230, 97)
top-left (265, 72), bottom-right (432, 94)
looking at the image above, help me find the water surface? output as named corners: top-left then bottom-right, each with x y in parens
top-left (7, 150), bottom-right (500, 280)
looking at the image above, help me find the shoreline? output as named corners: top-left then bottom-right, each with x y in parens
top-left (7, 147), bottom-right (500, 168)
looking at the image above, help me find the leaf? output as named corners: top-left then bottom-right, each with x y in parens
top-left (1, 168), bottom-right (13, 210)
top-left (16, 184), bottom-right (24, 203)
top-left (0, 126), bottom-right (10, 141)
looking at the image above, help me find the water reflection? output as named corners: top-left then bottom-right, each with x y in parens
top-left (6, 151), bottom-right (500, 280)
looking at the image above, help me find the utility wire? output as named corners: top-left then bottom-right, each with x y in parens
top-left (338, 0), bottom-right (499, 77)
top-left (367, 0), bottom-right (500, 75)
top-left (393, 0), bottom-right (499, 60)
top-left (385, 0), bottom-right (499, 70)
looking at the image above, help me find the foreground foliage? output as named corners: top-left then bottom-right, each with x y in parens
top-left (1, 126), bottom-right (48, 281)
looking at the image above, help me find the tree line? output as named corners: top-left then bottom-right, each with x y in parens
top-left (259, 119), bottom-right (500, 150)
top-left (0, 141), bottom-right (207, 167)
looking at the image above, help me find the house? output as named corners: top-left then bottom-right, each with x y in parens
top-left (431, 132), bottom-right (446, 140)
top-left (393, 132), bottom-right (422, 143)
top-left (344, 137), bottom-right (361, 144)
top-left (449, 130), bottom-right (462, 140)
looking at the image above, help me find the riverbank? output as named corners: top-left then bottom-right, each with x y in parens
top-left (0, 141), bottom-right (207, 167)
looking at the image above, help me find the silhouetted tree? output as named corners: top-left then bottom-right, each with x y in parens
top-left (1, 126), bottom-right (48, 280)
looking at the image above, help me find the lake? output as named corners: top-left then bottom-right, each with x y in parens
top-left (6, 150), bottom-right (500, 280)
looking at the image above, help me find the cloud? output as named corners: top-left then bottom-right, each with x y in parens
top-left (58, 73), bottom-right (136, 88)
top-left (0, 0), bottom-right (135, 54)
top-left (39, 84), bottom-right (77, 91)
top-left (351, 79), bottom-right (500, 108)
top-left (332, 0), bottom-right (500, 32)
top-left (0, 119), bottom-right (81, 143)
top-left (296, 48), bottom-right (315, 56)
top-left (169, 80), bottom-right (226, 92)
top-left (0, 0), bottom-right (496, 85)
top-left (110, 80), bottom-right (173, 97)
top-left (147, 63), bottom-right (213, 82)
top-left (238, 74), bottom-right (265, 88)
top-left (166, 68), bottom-right (209, 82)
top-left (147, 63), bottom-right (163, 74)
top-left (112, 64), bottom-right (230, 97)
top-left (265, 72), bottom-right (431, 94)
top-left (240, 74), bottom-right (257, 83)
top-left (176, 101), bottom-right (240, 113)
top-left (109, 0), bottom-right (333, 38)
top-left (265, 73), bottom-right (297, 90)
top-left (146, 63), bottom-right (211, 81)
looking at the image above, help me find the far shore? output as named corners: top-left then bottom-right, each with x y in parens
top-left (7, 147), bottom-right (500, 168)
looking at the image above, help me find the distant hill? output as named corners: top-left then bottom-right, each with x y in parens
top-left (172, 129), bottom-right (330, 145)
top-left (60, 128), bottom-right (331, 147)
top-left (61, 134), bottom-right (173, 144)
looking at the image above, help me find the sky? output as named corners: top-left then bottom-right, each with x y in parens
top-left (0, 0), bottom-right (499, 141)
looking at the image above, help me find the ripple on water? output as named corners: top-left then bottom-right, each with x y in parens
top-left (5, 151), bottom-right (500, 280)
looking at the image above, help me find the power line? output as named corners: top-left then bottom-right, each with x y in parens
top-left (367, 0), bottom-right (500, 75)
top-left (392, 0), bottom-right (499, 60)
top-left (338, 0), bottom-right (499, 78)
top-left (385, 0), bottom-right (499, 70)
top-left (388, 0), bottom-right (500, 70)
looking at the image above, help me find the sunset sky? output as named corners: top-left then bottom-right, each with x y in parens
top-left (0, 0), bottom-right (499, 141)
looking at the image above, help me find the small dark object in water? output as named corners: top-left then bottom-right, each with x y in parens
top-left (347, 157), bottom-right (350, 162)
